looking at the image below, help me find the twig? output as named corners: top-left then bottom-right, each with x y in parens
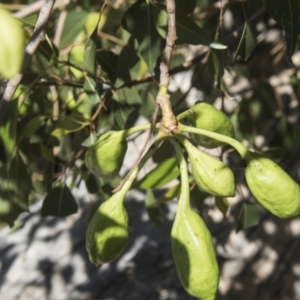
top-left (0, 0), bottom-right (55, 124)
top-left (112, 0), bottom-right (178, 193)
top-left (156, 0), bottom-right (178, 134)
top-left (13, 0), bottom-right (69, 19)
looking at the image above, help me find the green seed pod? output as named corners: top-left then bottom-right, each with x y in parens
top-left (179, 136), bottom-right (235, 197)
top-left (244, 152), bottom-right (300, 218)
top-left (0, 7), bottom-right (25, 79)
top-left (86, 190), bottom-right (129, 266)
top-left (172, 141), bottom-right (219, 299)
top-left (85, 130), bottom-right (127, 177)
top-left (177, 102), bottom-right (234, 148)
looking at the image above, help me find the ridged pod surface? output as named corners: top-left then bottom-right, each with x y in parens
top-left (86, 191), bottom-right (129, 266)
top-left (180, 136), bottom-right (235, 197)
top-left (0, 7), bottom-right (25, 79)
top-left (245, 152), bottom-right (300, 218)
top-left (172, 141), bottom-right (219, 299)
top-left (178, 102), bottom-right (234, 148)
top-left (85, 130), bottom-right (127, 177)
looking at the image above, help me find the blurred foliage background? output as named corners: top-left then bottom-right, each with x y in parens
top-left (0, 0), bottom-right (300, 253)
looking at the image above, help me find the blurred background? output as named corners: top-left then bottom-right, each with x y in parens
top-left (0, 0), bottom-right (300, 299)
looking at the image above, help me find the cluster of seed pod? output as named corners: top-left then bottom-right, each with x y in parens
top-left (84, 102), bottom-right (300, 299)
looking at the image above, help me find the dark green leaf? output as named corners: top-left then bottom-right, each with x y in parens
top-left (155, 9), bottom-right (226, 48)
top-left (0, 98), bottom-right (18, 159)
top-left (175, 0), bottom-right (196, 15)
top-left (41, 184), bottom-right (78, 217)
top-left (145, 189), bottom-right (163, 228)
top-left (116, 36), bottom-right (140, 83)
top-left (44, 161), bottom-right (54, 193)
top-left (234, 22), bottom-right (257, 61)
top-left (85, 173), bottom-right (102, 194)
top-left (215, 196), bottom-right (229, 218)
top-left (0, 154), bottom-right (32, 226)
top-left (207, 50), bottom-right (225, 89)
top-left (135, 158), bottom-right (180, 189)
top-left (262, 0), bottom-right (300, 58)
top-left (122, 0), bottom-right (165, 71)
top-left (97, 50), bottom-right (118, 83)
top-left (17, 116), bottom-right (46, 143)
top-left (236, 202), bottom-right (264, 232)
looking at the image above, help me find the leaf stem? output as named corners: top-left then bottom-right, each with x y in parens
top-left (178, 122), bottom-right (248, 158)
top-left (112, 133), bottom-right (168, 193)
top-left (172, 138), bottom-right (190, 209)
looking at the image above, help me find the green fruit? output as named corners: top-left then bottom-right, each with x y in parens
top-left (0, 7), bottom-right (25, 79)
top-left (86, 190), bottom-right (129, 266)
top-left (172, 141), bottom-right (219, 299)
top-left (179, 136), bottom-right (235, 197)
top-left (177, 102), bottom-right (234, 148)
top-left (244, 152), bottom-right (300, 218)
top-left (85, 130), bottom-right (127, 177)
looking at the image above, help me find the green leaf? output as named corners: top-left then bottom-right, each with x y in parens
top-left (112, 102), bottom-right (138, 129)
top-left (122, 0), bottom-right (164, 71)
top-left (135, 157), bottom-right (180, 189)
top-left (43, 162), bottom-right (54, 193)
top-left (236, 202), bottom-right (264, 232)
top-left (83, 76), bottom-right (102, 104)
top-left (116, 36), bottom-right (140, 83)
top-left (261, 0), bottom-right (300, 58)
top-left (158, 183), bottom-right (181, 203)
top-left (145, 189), bottom-right (163, 228)
top-left (0, 98), bottom-right (18, 159)
top-left (207, 50), bottom-right (225, 89)
top-left (84, 172), bottom-right (102, 194)
top-left (51, 115), bottom-right (88, 137)
top-left (97, 50), bottom-right (118, 83)
top-left (40, 143), bottom-right (54, 162)
top-left (17, 115), bottom-right (46, 143)
top-left (215, 196), bottom-right (229, 218)
top-left (41, 184), bottom-right (78, 217)
top-left (0, 154), bottom-right (32, 226)
top-left (234, 22), bottom-right (257, 61)
top-left (59, 10), bottom-right (89, 49)
top-left (83, 26), bottom-right (100, 75)
top-left (175, 0), bottom-right (196, 15)
top-left (155, 9), bottom-right (227, 49)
